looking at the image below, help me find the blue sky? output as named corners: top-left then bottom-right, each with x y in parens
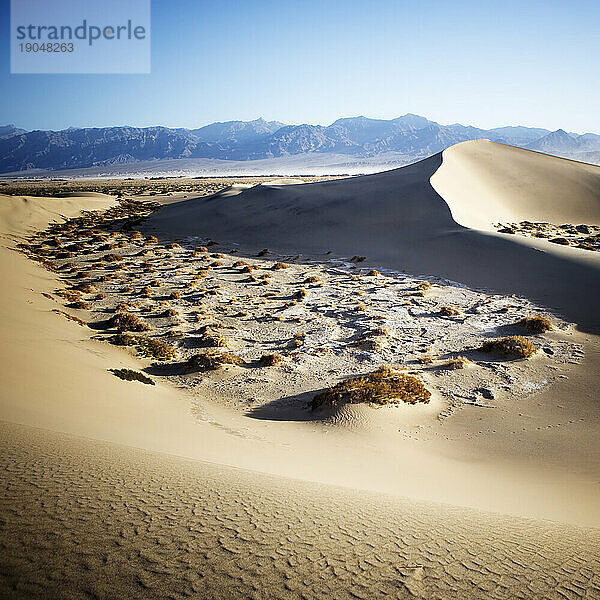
top-left (1, 0), bottom-right (598, 133)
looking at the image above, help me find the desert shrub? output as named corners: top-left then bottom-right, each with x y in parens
top-left (68, 300), bottom-right (91, 310)
top-left (311, 366), bottom-right (430, 410)
top-left (440, 305), bottom-right (460, 317)
top-left (478, 336), bottom-right (536, 359)
top-left (295, 288), bottom-right (307, 300)
top-left (304, 275), bottom-right (322, 284)
top-left (146, 236), bottom-right (159, 244)
top-left (170, 290), bottom-right (181, 299)
top-left (166, 243), bottom-right (181, 249)
top-left (103, 312), bottom-right (151, 332)
top-left (110, 332), bottom-right (137, 346)
top-left (351, 256), bottom-right (366, 262)
top-left (517, 315), bottom-right (552, 334)
top-left (56, 289), bottom-right (82, 302)
top-left (257, 248), bottom-right (269, 256)
top-left (241, 265), bottom-right (259, 273)
top-left (417, 281), bottom-right (432, 291)
top-left (140, 286), bottom-right (153, 297)
top-left (272, 262), bottom-right (289, 270)
top-left (549, 237), bottom-right (570, 245)
top-left (95, 293), bottom-right (106, 300)
top-left (186, 350), bottom-right (245, 371)
top-left (366, 269), bottom-right (380, 276)
top-left (233, 260), bottom-right (250, 268)
top-left (149, 279), bottom-right (162, 287)
top-left (102, 253), bottom-right (124, 262)
top-left (73, 283), bottom-right (97, 293)
top-left (109, 368), bottom-right (154, 385)
top-left (211, 253), bottom-right (225, 259)
top-left (443, 356), bottom-right (473, 370)
top-left (210, 261), bottom-right (225, 267)
top-left (356, 302), bottom-right (368, 312)
top-left (162, 308), bottom-right (178, 317)
top-left (196, 246), bottom-right (208, 253)
top-left (372, 326), bottom-right (389, 337)
top-left (200, 328), bottom-right (227, 347)
top-left (259, 353), bottom-right (283, 366)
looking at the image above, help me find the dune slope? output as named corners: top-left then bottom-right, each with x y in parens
top-left (147, 141), bottom-right (600, 331)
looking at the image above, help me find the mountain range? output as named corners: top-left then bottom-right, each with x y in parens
top-left (1, 115), bottom-right (599, 174)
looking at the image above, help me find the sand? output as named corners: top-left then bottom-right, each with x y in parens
top-left (1, 142), bottom-right (600, 598)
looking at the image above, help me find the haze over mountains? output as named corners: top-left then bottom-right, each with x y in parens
top-left (1, 114), bottom-right (600, 174)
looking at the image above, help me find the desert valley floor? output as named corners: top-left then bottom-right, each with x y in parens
top-left (1, 140), bottom-right (600, 599)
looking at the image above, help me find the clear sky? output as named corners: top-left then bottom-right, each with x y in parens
top-left (1, 0), bottom-right (598, 133)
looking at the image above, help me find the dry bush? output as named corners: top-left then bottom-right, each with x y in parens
top-left (68, 300), bottom-right (91, 310)
top-left (210, 261), bottom-right (225, 267)
top-left (439, 305), bottom-right (460, 317)
top-left (351, 256), bottom-right (366, 262)
top-left (140, 286), bottom-right (153, 297)
top-left (241, 265), bottom-right (259, 273)
top-left (517, 315), bottom-right (552, 334)
top-left (111, 334), bottom-right (178, 361)
top-left (166, 243), bottom-right (181, 249)
top-left (200, 328), bottom-right (227, 347)
top-left (295, 288), bottom-right (307, 300)
top-left (257, 248), bottom-right (269, 257)
top-left (102, 253), bottom-right (124, 262)
top-left (478, 336), bottom-right (536, 359)
top-left (186, 350), bottom-right (245, 371)
top-left (259, 353), bottom-right (283, 366)
top-left (162, 308), bottom-right (178, 317)
top-left (170, 290), bottom-right (181, 299)
top-left (304, 275), bottom-right (322, 284)
top-left (210, 253), bottom-right (225, 259)
top-left (311, 366), bottom-right (431, 410)
top-left (271, 262), bottom-right (289, 270)
top-left (233, 260), bottom-right (250, 268)
top-left (146, 236), bottom-right (159, 244)
top-left (417, 281), bottom-right (432, 291)
top-left (103, 312), bottom-right (151, 332)
top-left (443, 356), bottom-right (473, 370)
top-left (109, 368), bottom-right (154, 385)
top-left (195, 246), bottom-right (209, 253)
top-left (366, 269), bottom-right (380, 276)
top-left (73, 283), bottom-right (97, 293)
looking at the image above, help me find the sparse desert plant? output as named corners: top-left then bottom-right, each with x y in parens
top-left (304, 275), bottom-right (322, 284)
top-left (95, 293), bottom-right (106, 300)
top-left (272, 262), bottom-right (289, 270)
top-left (102, 312), bottom-right (151, 332)
top-left (478, 336), bottom-right (536, 359)
top-left (311, 366), bottom-right (431, 410)
top-left (356, 302), bottom-right (368, 312)
top-left (439, 305), bottom-right (460, 317)
top-left (162, 308), bottom-right (178, 317)
top-left (211, 253), bottom-right (225, 259)
top-left (200, 328), bottom-right (228, 347)
top-left (241, 265), bottom-right (259, 273)
top-left (166, 243), bottom-right (181, 249)
top-left (366, 269), bottom-right (380, 276)
top-left (186, 350), bottom-right (245, 371)
top-left (517, 314), bottom-right (552, 334)
top-left (233, 260), bottom-right (250, 268)
top-left (549, 237), bottom-right (570, 245)
top-left (73, 283), bottom-right (97, 293)
top-left (372, 326), bottom-right (389, 337)
top-left (443, 356), bottom-right (473, 370)
top-left (68, 300), bottom-right (91, 310)
top-left (102, 253), bottom-right (124, 262)
top-left (351, 256), bottom-right (366, 262)
top-left (257, 248), bottom-right (269, 256)
top-left (146, 236), bottom-right (159, 244)
top-left (210, 261), bottom-right (225, 267)
top-left (195, 246), bottom-right (209, 253)
top-left (140, 286), bottom-right (153, 297)
top-left (295, 288), bottom-right (307, 300)
top-left (417, 281), bottom-right (432, 291)
top-left (259, 353), bottom-right (283, 366)
top-left (149, 279), bottom-right (162, 287)
top-left (109, 368), bottom-right (154, 385)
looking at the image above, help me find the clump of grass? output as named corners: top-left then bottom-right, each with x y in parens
top-left (233, 260), bottom-right (250, 268)
top-left (311, 366), bottom-right (431, 410)
top-left (56, 289), bottom-right (82, 302)
top-left (478, 336), bottom-right (536, 359)
top-left (166, 243), bottom-right (181, 249)
top-left (109, 368), bottom-right (154, 385)
top-left (52, 309), bottom-right (87, 327)
top-left (241, 265), bottom-right (259, 273)
top-left (146, 236), bottom-right (159, 244)
top-left (186, 350), bottom-right (245, 371)
top-left (68, 300), bottom-right (91, 310)
top-left (102, 253), bottom-right (124, 262)
top-left (140, 286), bottom-right (153, 298)
top-left (417, 281), bottom-right (432, 291)
top-left (295, 288), bottom-right (307, 300)
top-left (259, 353), bottom-right (283, 366)
top-left (200, 328), bottom-right (228, 347)
top-left (111, 333), bottom-right (177, 361)
top-left (366, 269), bottom-right (380, 277)
top-left (304, 275), bottom-right (321, 284)
top-left (372, 326), bottom-right (389, 337)
top-left (271, 262), bottom-right (289, 270)
top-left (103, 312), bottom-right (151, 332)
top-left (439, 305), bottom-right (460, 317)
top-left (73, 283), bottom-right (97, 293)
top-left (162, 308), bottom-right (178, 317)
top-left (517, 315), bottom-right (552, 334)
top-left (549, 237), bottom-right (570, 245)
top-left (170, 290), bottom-right (181, 300)
top-left (443, 356), bottom-right (473, 370)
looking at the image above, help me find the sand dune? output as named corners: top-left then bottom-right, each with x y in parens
top-left (148, 141), bottom-right (600, 331)
top-left (2, 144), bottom-right (600, 598)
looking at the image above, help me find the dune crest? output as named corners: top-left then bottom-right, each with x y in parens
top-left (431, 140), bottom-right (600, 231)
